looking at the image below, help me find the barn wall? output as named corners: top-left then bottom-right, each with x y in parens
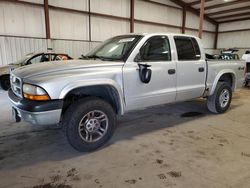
top-left (0, 0), bottom-right (217, 66)
top-left (217, 20), bottom-right (250, 56)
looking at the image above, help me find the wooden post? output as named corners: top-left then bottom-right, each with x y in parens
top-left (130, 0), bottom-right (134, 33)
top-left (44, 0), bottom-right (50, 39)
top-left (198, 0), bottom-right (205, 38)
top-left (182, 6), bottom-right (186, 34)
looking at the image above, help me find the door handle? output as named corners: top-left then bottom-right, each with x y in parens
top-left (199, 67), bottom-right (204, 72)
top-left (168, 69), bottom-right (176, 75)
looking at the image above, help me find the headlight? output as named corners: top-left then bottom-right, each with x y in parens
top-left (23, 84), bottom-right (50, 101)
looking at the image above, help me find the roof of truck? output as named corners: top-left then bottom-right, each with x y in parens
top-left (118, 33), bottom-right (200, 40)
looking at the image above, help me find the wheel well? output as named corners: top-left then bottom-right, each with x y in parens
top-left (62, 85), bottom-right (121, 115)
top-left (0, 74), bottom-right (10, 80)
top-left (218, 73), bottom-right (234, 89)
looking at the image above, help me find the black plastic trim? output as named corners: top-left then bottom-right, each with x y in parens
top-left (8, 89), bottom-right (63, 112)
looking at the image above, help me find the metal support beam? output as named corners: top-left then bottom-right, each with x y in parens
top-left (88, 0), bottom-right (91, 41)
top-left (182, 6), bottom-right (186, 34)
top-left (205, 0), bottom-right (249, 11)
top-left (214, 23), bottom-right (219, 49)
top-left (44, 0), bottom-right (50, 39)
top-left (169, 0), bottom-right (217, 25)
top-left (198, 0), bottom-right (205, 38)
top-left (215, 12), bottom-right (250, 21)
top-left (130, 0), bottom-right (135, 33)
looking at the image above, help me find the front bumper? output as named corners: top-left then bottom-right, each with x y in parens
top-left (8, 89), bottom-right (63, 126)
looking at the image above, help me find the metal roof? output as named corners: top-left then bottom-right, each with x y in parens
top-left (180, 0), bottom-right (250, 23)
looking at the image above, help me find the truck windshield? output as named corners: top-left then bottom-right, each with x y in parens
top-left (86, 35), bottom-right (143, 61)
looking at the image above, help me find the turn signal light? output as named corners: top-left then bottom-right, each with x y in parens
top-left (24, 93), bottom-right (50, 101)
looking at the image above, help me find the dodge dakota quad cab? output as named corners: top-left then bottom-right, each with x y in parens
top-left (8, 33), bottom-right (245, 152)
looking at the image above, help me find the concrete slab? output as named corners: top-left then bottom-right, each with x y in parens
top-left (0, 87), bottom-right (250, 188)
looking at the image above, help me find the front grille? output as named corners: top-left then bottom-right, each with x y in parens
top-left (10, 73), bottom-right (22, 98)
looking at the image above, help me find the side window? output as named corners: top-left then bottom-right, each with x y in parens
top-left (174, 37), bottom-right (201, 61)
top-left (140, 36), bottom-right (171, 61)
top-left (41, 54), bottom-right (50, 62)
top-left (191, 37), bottom-right (201, 58)
top-left (28, 55), bottom-right (42, 64)
top-left (50, 54), bottom-right (56, 61)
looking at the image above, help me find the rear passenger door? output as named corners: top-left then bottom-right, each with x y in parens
top-left (174, 36), bottom-right (206, 101)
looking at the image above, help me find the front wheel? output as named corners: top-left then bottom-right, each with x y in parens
top-left (64, 97), bottom-right (116, 152)
top-left (0, 75), bottom-right (10, 91)
top-left (207, 82), bottom-right (232, 114)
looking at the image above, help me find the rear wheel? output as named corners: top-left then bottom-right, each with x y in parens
top-left (0, 75), bottom-right (10, 91)
top-left (64, 97), bottom-right (116, 152)
top-left (207, 82), bottom-right (232, 114)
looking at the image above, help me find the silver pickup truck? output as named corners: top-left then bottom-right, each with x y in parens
top-left (8, 33), bottom-right (245, 151)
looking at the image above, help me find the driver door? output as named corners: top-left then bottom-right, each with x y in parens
top-left (123, 35), bottom-right (177, 111)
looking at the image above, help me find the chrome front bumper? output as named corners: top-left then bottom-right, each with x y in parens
top-left (8, 89), bottom-right (63, 126)
top-left (12, 107), bottom-right (62, 126)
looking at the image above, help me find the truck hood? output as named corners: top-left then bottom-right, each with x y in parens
top-left (13, 60), bottom-right (124, 79)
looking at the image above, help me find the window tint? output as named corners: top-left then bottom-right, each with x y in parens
top-left (141, 36), bottom-right (171, 61)
top-left (191, 38), bottom-right (201, 58)
top-left (174, 37), bottom-right (201, 61)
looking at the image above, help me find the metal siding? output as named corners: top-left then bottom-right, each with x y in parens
top-left (219, 20), bottom-right (250, 32)
top-left (52, 40), bottom-right (90, 58)
top-left (0, 37), bottom-right (47, 66)
top-left (0, 2), bottom-right (46, 38)
top-left (49, 9), bottom-right (89, 40)
top-left (21, 0), bottom-right (44, 4)
top-left (91, 16), bottom-right (130, 41)
top-left (218, 31), bottom-right (250, 49)
top-left (49, 0), bottom-right (88, 11)
top-left (151, 0), bottom-right (182, 8)
top-left (186, 12), bottom-right (216, 32)
top-left (134, 23), bottom-right (181, 33)
top-left (135, 0), bottom-right (182, 26)
top-left (90, 0), bottom-right (130, 18)
top-left (218, 20), bottom-right (250, 49)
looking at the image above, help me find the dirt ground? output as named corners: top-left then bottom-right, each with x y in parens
top-left (0, 87), bottom-right (250, 188)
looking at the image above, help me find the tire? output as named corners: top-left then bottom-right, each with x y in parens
top-left (0, 75), bottom-right (10, 91)
top-left (245, 81), bottom-right (249, 87)
top-left (64, 97), bottom-right (116, 152)
top-left (207, 82), bottom-right (232, 114)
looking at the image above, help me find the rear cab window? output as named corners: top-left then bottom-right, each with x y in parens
top-left (174, 36), bottom-right (201, 61)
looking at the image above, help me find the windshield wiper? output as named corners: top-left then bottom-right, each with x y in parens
top-left (86, 55), bottom-right (105, 60)
top-left (87, 55), bottom-right (121, 61)
top-left (79, 55), bottom-right (89, 60)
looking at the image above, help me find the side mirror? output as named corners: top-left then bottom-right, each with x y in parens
top-left (138, 63), bottom-right (152, 84)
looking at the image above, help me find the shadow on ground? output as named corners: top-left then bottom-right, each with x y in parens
top-left (0, 94), bottom-right (243, 170)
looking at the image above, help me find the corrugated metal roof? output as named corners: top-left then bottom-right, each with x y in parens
top-left (182, 0), bottom-right (250, 23)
